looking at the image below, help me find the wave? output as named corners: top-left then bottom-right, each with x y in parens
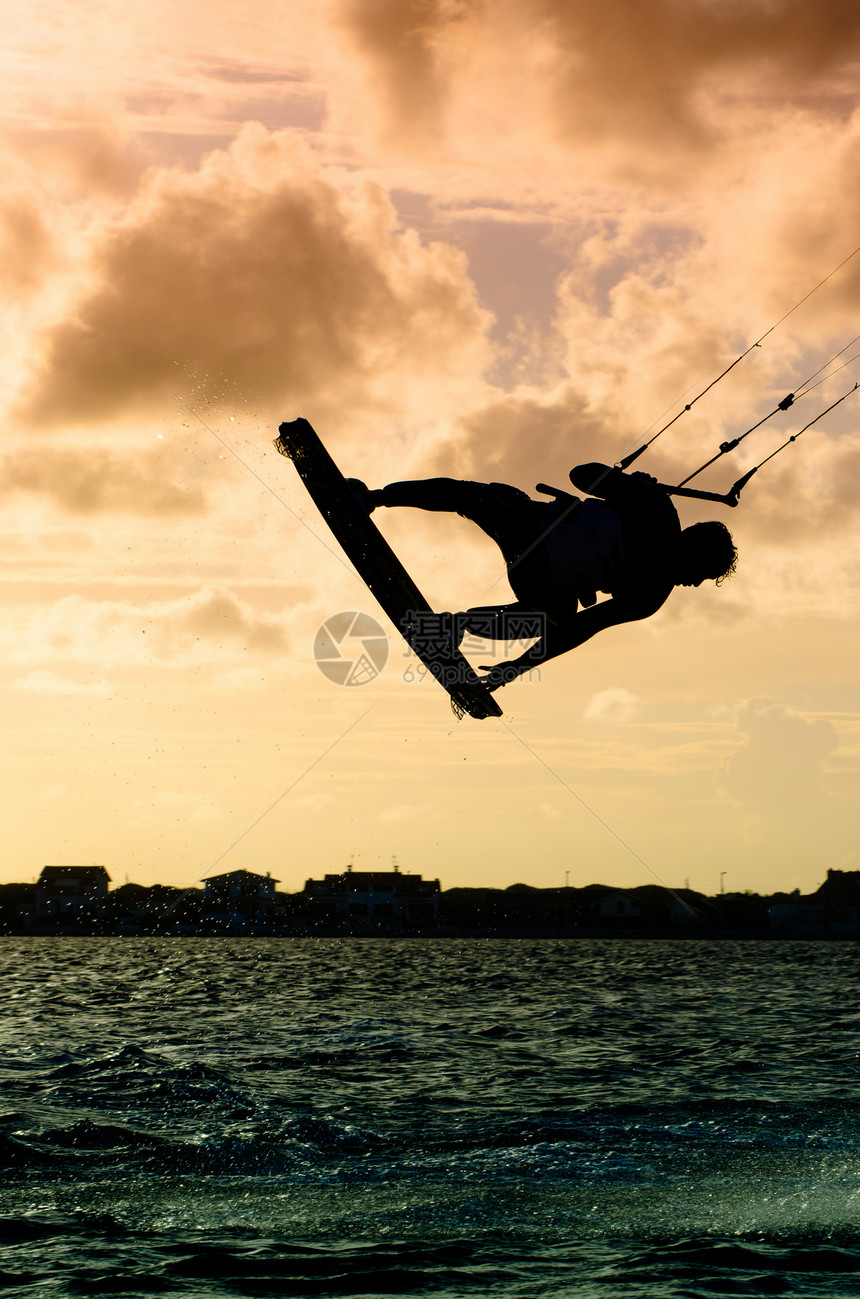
top-left (3, 1216), bottom-right (860, 1298)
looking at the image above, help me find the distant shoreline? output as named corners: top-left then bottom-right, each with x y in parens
top-left (8, 868), bottom-right (860, 940)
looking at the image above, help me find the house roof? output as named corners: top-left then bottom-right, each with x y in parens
top-left (38, 865), bottom-right (111, 883)
top-left (205, 870), bottom-right (278, 884)
top-left (305, 870), bottom-right (439, 893)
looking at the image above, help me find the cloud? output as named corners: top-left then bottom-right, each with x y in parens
top-left (379, 802), bottom-right (437, 823)
top-left (333, 0), bottom-right (860, 172)
top-left (333, 0), bottom-right (449, 148)
top-left (0, 190), bottom-right (57, 300)
top-left (584, 687), bottom-right (640, 724)
top-left (725, 429), bottom-right (860, 545)
top-left (131, 789), bottom-right (222, 826)
top-left (14, 124), bottom-right (492, 429)
top-left (718, 696), bottom-right (839, 814)
top-left (14, 125), bottom-right (150, 200)
top-left (203, 62), bottom-right (311, 86)
top-left (432, 388), bottom-right (610, 492)
top-left (9, 669), bottom-right (111, 696)
top-left (210, 666), bottom-right (272, 692)
top-left (3, 586), bottom-right (290, 668)
top-left (0, 444), bottom-right (206, 515)
top-left (0, 126), bottom-right (154, 321)
top-left (532, 0), bottom-right (860, 160)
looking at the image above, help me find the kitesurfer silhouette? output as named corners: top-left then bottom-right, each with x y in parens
top-left (348, 464), bottom-right (737, 693)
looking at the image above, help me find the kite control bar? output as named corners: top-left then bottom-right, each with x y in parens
top-left (660, 380), bottom-right (858, 507)
top-left (538, 474), bottom-right (745, 509)
top-left (542, 366), bottom-right (857, 513)
top-left (662, 481), bottom-right (744, 507)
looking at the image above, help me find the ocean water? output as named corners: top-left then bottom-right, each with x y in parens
top-left (2, 937), bottom-right (860, 1297)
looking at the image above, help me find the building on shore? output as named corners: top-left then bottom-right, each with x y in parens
top-left (301, 867), bottom-right (440, 933)
top-left (35, 865), bottom-right (110, 921)
top-left (814, 870), bottom-right (860, 907)
top-left (202, 870), bottom-right (278, 930)
top-left (768, 873), bottom-right (860, 934)
top-left (2, 864), bottom-right (859, 937)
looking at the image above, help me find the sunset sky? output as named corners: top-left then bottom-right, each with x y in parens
top-left (3, 0), bottom-right (859, 896)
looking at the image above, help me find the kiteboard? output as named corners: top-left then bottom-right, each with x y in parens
top-left (274, 418), bottom-right (503, 720)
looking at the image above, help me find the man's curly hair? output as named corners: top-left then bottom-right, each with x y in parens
top-left (683, 520), bottom-right (738, 584)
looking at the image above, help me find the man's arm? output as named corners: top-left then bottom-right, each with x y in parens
top-left (569, 462), bottom-right (660, 499)
top-left (479, 598), bottom-right (637, 692)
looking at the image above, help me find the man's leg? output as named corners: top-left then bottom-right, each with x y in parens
top-left (376, 478), bottom-right (542, 564)
top-left (453, 603), bottom-right (546, 644)
top-left (377, 477), bottom-right (565, 614)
